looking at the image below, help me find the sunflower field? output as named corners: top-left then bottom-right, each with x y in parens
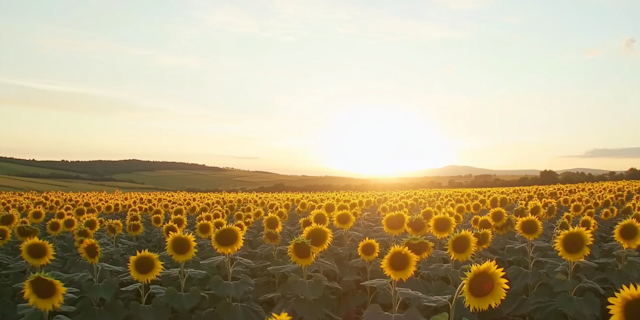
top-left (1, 181), bottom-right (640, 320)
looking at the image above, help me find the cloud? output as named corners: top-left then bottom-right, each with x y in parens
top-left (205, 154), bottom-right (260, 160)
top-left (624, 38), bottom-right (636, 53)
top-left (584, 49), bottom-right (603, 58)
top-left (566, 147), bottom-right (640, 158)
top-left (178, 1), bottom-right (466, 42)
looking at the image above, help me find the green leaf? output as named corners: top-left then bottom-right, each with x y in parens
top-left (429, 314), bottom-right (448, 320)
top-left (216, 300), bottom-right (266, 320)
top-left (209, 274), bottom-right (254, 299)
top-left (200, 255), bottom-right (226, 267)
top-left (529, 282), bottom-right (565, 320)
top-left (555, 292), bottom-right (601, 320)
top-left (163, 286), bottom-right (202, 311)
top-left (292, 296), bottom-right (326, 320)
top-left (97, 262), bottom-right (125, 272)
top-left (121, 283), bottom-right (142, 291)
top-left (129, 298), bottom-right (171, 320)
top-left (361, 279), bottom-right (390, 289)
top-left (51, 316), bottom-right (72, 320)
top-left (506, 266), bottom-right (541, 293)
top-left (362, 304), bottom-right (424, 320)
top-left (267, 264), bottom-right (300, 275)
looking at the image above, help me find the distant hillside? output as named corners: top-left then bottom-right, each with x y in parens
top-left (0, 157), bottom-right (224, 176)
top-left (411, 165), bottom-right (620, 177)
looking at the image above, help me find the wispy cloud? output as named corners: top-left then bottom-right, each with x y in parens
top-left (623, 38), bottom-right (636, 54)
top-left (566, 147), bottom-right (640, 158)
top-left (177, 1), bottom-right (466, 42)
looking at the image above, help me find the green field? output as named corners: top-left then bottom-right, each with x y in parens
top-left (0, 162), bottom-right (82, 176)
top-left (0, 175), bottom-right (163, 192)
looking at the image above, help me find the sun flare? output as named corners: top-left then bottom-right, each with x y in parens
top-left (317, 108), bottom-right (455, 176)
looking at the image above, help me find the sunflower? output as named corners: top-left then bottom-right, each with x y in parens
top-left (106, 220), bottom-right (123, 237)
top-left (556, 219), bottom-right (570, 232)
top-left (608, 283), bottom-right (640, 320)
top-left (461, 260), bottom-right (509, 312)
top-left (22, 273), bottom-right (66, 312)
top-left (515, 215), bottom-right (543, 241)
top-left (252, 209), bottom-right (264, 220)
top-left (0, 211), bottom-right (19, 228)
top-left (212, 226), bottom-right (244, 255)
top-left (471, 216), bottom-right (480, 229)
top-left (163, 223), bottom-right (179, 239)
top-left (430, 214), bottom-right (456, 239)
top-left (267, 311), bottom-right (292, 320)
top-left (310, 211), bottom-right (330, 226)
top-left (62, 217), bottom-right (77, 232)
top-left (554, 227), bottom-right (593, 262)
top-left (82, 216), bottom-right (100, 233)
top-left (171, 215), bottom-right (187, 230)
top-left (602, 209), bottom-right (613, 220)
top-left (288, 237), bottom-right (318, 267)
top-left (15, 224), bottom-right (39, 241)
top-left (381, 211), bottom-right (407, 236)
top-left (212, 218), bottom-right (227, 230)
top-left (129, 250), bottom-right (163, 283)
top-left (79, 239), bottom-right (101, 264)
top-left (195, 221), bottom-right (214, 239)
top-left (474, 230), bottom-right (493, 251)
top-left (302, 224), bottom-right (333, 252)
top-left (358, 238), bottom-right (380, 262)
top-left (570, 203), bottom-right (584, 216)
top-left (0, 226), bottom-right (12, 247)
top-left (489, 208), bottom-right (508, 227)
top-left (28, 209), bottom-right (45, 224)
top-left (263, 230), bottom-right (281, 245)
top-left (579, 216), bottom-right (598, 232)
top-left (333, 211), bottom-right (355, 230)
top-left (233, 211), bottom-right (244, 221)
top-left (381, 245), bottom-right (418, 282)
top-left (127, 222), bottom-right (144, 237)
top-left (46, 219), bottom-right (63, 236)
top-left (263, 214), bottom-right (282, 233)
top-left (166, 232), bottom-right (197, 263)
top-left (407, 216), bottom-right (429, 236)
top-left (151, 215), bottom-right (164, 228)
top-left (447, 230), bottom-right (477, 262)
top-left (300, 217), bottom-right (313, 230)
top-left (234, 221), bottom-right (247, 233)
top-left (402, 236), bottom-right (434, 261)
top-left (477, 216), bottom-right (493, 231)
top-left (614, 219), bottom-right (640, 250)
top-left (21, 237), bottom-right (55, 267)
top-left (74, 227), bottom-right (94, 240)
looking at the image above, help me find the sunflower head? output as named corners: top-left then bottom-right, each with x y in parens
top-left (212, 226), bottom-right (244, 255)
top-left (358, 238), bottom-right (380, 262)
top-left (288, 237), bottom-right (318, 267)
top-left (22, 273), bottom-right (67, 312)
top-left (212, 218), bottom-right (227, 230)
top-left (579, 216), bottom-right (598, 232)
top-left (311, 211), bottom-right (330, 226)
top-left (407, 216), bottom-right (429, 236)
top-left (608, 283), bottom-right (640, 320)
top-left (381, 245), bottom-right (418, 282)
top-left (162, 222), bottom-right (180, 238)
top-left (430, 214), bottom-right (456, 239)
top-left (447, 230), bottom-right (477, 262)
top-left (614, 218), bottom-right (640, 250)
top-left (402, 236), bottom-right (434, 261)
top-left (46, 219), bottom-right (63, 236)
top-left (462, 260), bottom-right (509, 312)
top-left (300, 217), bottom-right (313, 230)
top-left (0, 226), bottom-right (11, 247)
top-left (0, 211), bottom-right (19, 228)
top-left (126, 222), bottom-right (144, 237)
top-left (128, 250), bottom-right (164, 283)
top-left (166, 232), bottom-right (197, 263)
top-left (195, 221), bottom-right (214, 239)
top-left (16, 225), bottom-right (39, 241)
top-left (515, 215), bottom-right (543, 241)
top-left (333, 211), bottom-right (355, 230)
top-left (471, 216), bottom-right (481, 229)
top-left (383, 211), bottom-right (409, 236)
top-left (79, 239), bottom-right (101, 264)
top-left (234, 221), bottom-right (247, 233)
top-left (170, 215), bottom-right (187, 230)
top-left (151, 215), bottom-right (164, 228)
top-left (474, 230), bottom-right (493, 251)
top-left (263, 214), bottom-right (283, 233)
top-left (74, 227), bottom-right (94, 240)
top-left (28, 209), bottom-right (45, 223)
top-left (21, 237), bottom-right (55, 267)
top-left (263, 230), bottom-right (281, 245)
top-left (62, 217), bottom-right (77, 232)
top-left (570, 203), bottom-right (584, 216)
top-left (554, 226), bottom-right (594, 262)
top-left (302, 224), bottom-right (333, 252)
top-left (489, 208), bottom-right (508, 227)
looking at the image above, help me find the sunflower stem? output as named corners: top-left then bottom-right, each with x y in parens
top-left (449, 281), bottom-right (465, 320)
top-left (93, 264), bottom-right (98, 283)
top-left (140, 283), bottom-right (146, 305)
top-left (302, 266), bottom-right (307, 280)
top-left (527, 239), bottom-right (533, 270)
top-left (180, 262), bottom-right (185, 293)
top-left (391, 280), bottom-right (398, 314)
top-left (226, 254), bottom-right (232, 281)
top-left (43, 310), bottom-right (48, 320)
top-left (568, 261), bottom-right (575, 296)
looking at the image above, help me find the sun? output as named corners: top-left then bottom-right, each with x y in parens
top-left (316, 107), bottom-right (454, 176)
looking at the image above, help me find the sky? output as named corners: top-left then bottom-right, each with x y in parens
top-left (0, 0), bottom-right (639, 177)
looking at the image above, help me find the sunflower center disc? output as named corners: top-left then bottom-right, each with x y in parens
top-left (49, 222), bottom-right (61, 232)
top-left (64, 219), bottom-right (75, 229)
top-left (491, 212), bottom-right (504, 224)
top-left (479, 219), bottom-right (492, 230)
top-left (216, 229), bottom-right (239, 247)
top-left (337, 214), bottom-right (351, 225)
top-left (407, 242), bottom-right (429, 256)
top-left (198, 224), bottom-right (211, 234)
top-left (620, 224), bottom-right (639, 241)
top-left (307, 229), bottom-right (327, 247)
top-left (134, 256), bottom-right (156, 275)
top-left (313, 215), bottom-right (328, 225)
top-left (265, 232), bottom-right (279, 242)
top-left (293, 243), bottom-right (311, 259)
top-left (434, 218), bottom-right (451, 233)
top-left (107, 225), bottom-right (117, 234)
top-left (361, 243), bottom-right (376, 256)
top-left (408, 219), bottom-right (426, 232)
top-left (623, 297), bottom-right (640, 320)
top-left (562, 232), bottom-right (586, 254)
top-left (30, 276), bottom-right (56, 299)
top-left (389, 252), bottom-right (410, 271)
top-left (0, 215), bottom-right (14, 225)
top-left (521, 220), bottom-right (539, 235)
top-left (266, 218), bottom-right (280, 230)
top-left (468, 272), bottom-right (495, 298)
top-left (386, 215), bottom-right (406, 230)
top-left (84, 244), bottom-right (99, 259)
top-left (452, 236), bottom-right (471, 254)
top-left (165, 226), bottom-right (178, 236)
top-left (172, 237), bottom-right (192, 255)
top-left (27, 243), bottom-right (48, 259)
